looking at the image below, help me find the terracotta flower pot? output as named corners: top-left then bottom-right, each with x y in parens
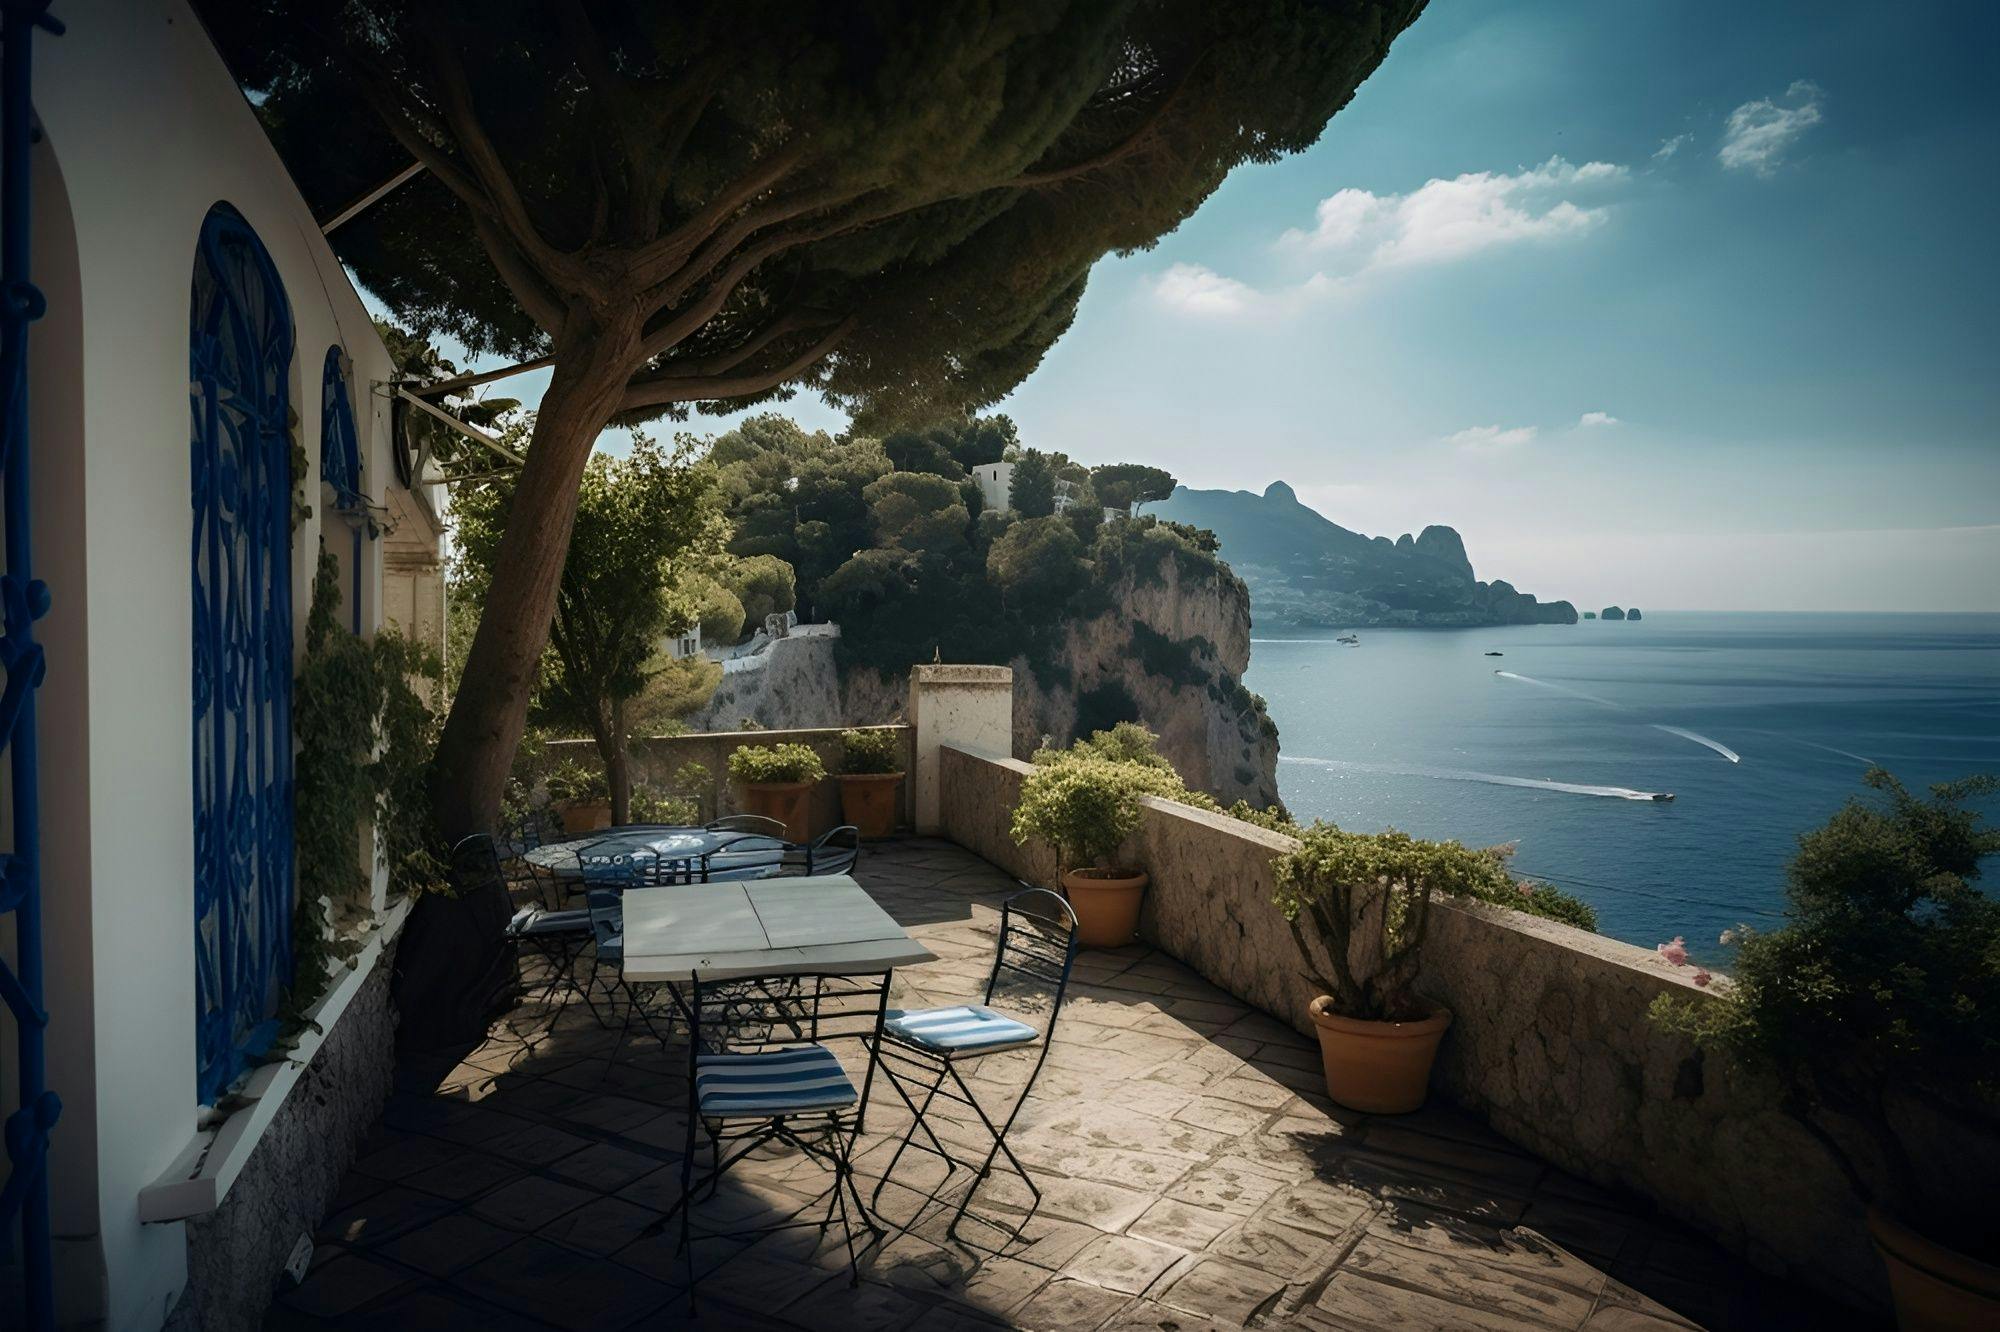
top-left (1869, 1207), bottom-right (2000, 1332)
top-left (838, 772), bottom-right (902, 840)
top-left (741, 780), bottom-right (815, 844)
top-left (1061, 867), bottom-right (1148, 948)
top-left (558, 799), bottom-right (612, 836)
top-left (1307, 996), bottom-right (1452, 1114)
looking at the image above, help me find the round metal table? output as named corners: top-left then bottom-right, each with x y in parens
top-left (522, 826), bottom-right (788, 881)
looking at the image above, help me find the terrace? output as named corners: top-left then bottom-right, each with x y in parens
top-left (269, 836), bottom-right (1842, 1332)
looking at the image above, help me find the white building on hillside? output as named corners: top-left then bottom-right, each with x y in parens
top-left (970, 459), bottom-right (1077, 516)
top-left (0, 9), bottom-right (447, 1329)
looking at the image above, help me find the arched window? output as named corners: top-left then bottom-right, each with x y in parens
top-left (321, 345), bottom-right (366, 633)
top-left (190, 203), bottom-right (296, 1104)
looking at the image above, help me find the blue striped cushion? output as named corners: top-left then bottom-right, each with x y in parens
top-left (883, 1005), bottom-right (1039, 1054)
top-left (695, 1045), bottom-right (857, 1117)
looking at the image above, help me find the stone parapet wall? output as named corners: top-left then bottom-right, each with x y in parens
top-left (935, 744), bottom-right (1889, 1310)
top-left (547, 724), bottom-right (914, 835)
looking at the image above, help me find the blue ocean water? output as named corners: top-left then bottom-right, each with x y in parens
top-left (1243, 612), bottom-right (2000, 961)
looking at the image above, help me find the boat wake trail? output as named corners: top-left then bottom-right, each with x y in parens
top-left (1652, 725), bottom-right (1741, 763)
top-left (1280, 756), bottom-right (1667, 802)
top-left (1773, 734), bottom-right (1876, 766)
top-left (1492, 671), bottom-right (1625, 709)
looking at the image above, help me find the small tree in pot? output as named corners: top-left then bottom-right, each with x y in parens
top-left (1275, 825), bottom-right (1518, 1113)
top-left (837, 729), bottom-right (904, 840)
top-left (1012, 755), bottom-right (1180, 948)
top-left (727, 743), bottom-right (827, 844)
top-left (544, 759), bottom-right (612, 835)
top-left (1651, 770), bottom-right (2000, 1329)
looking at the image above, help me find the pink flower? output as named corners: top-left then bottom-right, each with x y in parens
top-left (1657, 936), bottom-right (1689, 967)
top-left (1692, 969), bottom-right (1713, 987)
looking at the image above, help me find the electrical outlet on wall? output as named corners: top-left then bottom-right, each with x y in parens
top-left (283, 1234), bottom-right (314, 1285)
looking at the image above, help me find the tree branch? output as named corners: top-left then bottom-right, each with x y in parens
top-left (1009, 60), bottom-right (1199, 189)
top-left (629, 143), bottom-right (811, 287)
top-left (618, 318), bottom-right (854, 413)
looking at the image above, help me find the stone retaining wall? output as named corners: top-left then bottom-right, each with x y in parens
top-left (165, 953), bottom-right (399, 1332)
top-left (936, 744), bottom-right (1890, 1310)
top-left (547, 724), bottom-right (914, 837)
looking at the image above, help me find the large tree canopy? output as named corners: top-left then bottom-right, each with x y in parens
top-left (201, 0), bottom-right (1426, 837)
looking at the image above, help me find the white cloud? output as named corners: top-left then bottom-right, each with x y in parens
top-left (1150, 262), bottom-right (1261, 318)
top-left (1653, 133), bottom-right (1692, 161)
top-left (1578, 411), bottom-right (1620, 428)
top-left (1277, 157), bottom-right (1629, 276)
top-left (1719, 80), bottom-right (1824, 176)
top-left (1446, 424), bottom-right (1539, 452)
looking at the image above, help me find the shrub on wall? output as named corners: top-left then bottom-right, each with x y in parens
top-left (728, 742), bottom-right (826, 785)
top-left (840, 729), bottom-right (903, 775)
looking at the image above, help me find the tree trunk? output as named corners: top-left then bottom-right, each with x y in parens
top-left (604, 696), bottom-right (631, 826)
top-left (431, 319), bottom-right (641, 840)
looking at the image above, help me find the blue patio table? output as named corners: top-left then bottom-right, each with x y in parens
top-left (521, 825), bottom-right (768, 882)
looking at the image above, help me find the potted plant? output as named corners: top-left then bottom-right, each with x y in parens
top-left (837, 728), bottom-right (904, 840)
top-left (1652, 770), bottom-right (2000, 1330)
top-left (727, 742), bottom-right (826, 843)
top-left (1274, 825), bottom-right (1520, 1113)
top-left (545, 759), bottom-right (612, 835)
top-left (1010, 754), bottom-right (1157, 947)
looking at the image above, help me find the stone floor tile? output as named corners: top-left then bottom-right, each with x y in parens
top-left (456, 1236), bottom-right (674, 1330)
top-left (1150, 1257), bottom-right (1287, 1325)
top-left (468, 1173), bottom-right (597, 1232)
top-left (376, 1210), bottom-right (520, 1277)
top-left (351, 1134), bottom-right (466, 1181)
top-left (938, 1253), bottom-right (1052, 1320)
top-left (1207, 1216), bottom-right (1337, 1281)
top-left (306, 1286), bottom-right (548, 1332)
top-left (777, 1274), bottom-right (930, 1331)
top-left (1126, 1199), bottom-right (1236, 1251)
top-left (1060, 1233), bottom-right (1187, 1295)
top-left (545, 1140), bottom-right (666, 1193)
top-left (1009, 1277), bottom-right (1131, 1332)
top-left (1343, 1232), bottom-right (1598, 1327)
top-left (404, 1151), bottom-right (525, 1202)
top-left (1162, 1159), bottom-right (1290, 1218)
top-left (1171, 1097), bottom-right (1271, 1138)
top-left (539, 1194), bottom-right (666, 1256)
top-left (1023, 1175), bottom-right (1157, 1232)
top-left (317, 1186), bottom-right (457, 1248)
top-left (1312, 1268), bottom-right (1561, 1332)
top-left (274, 1252), bottom-right (418, 1319)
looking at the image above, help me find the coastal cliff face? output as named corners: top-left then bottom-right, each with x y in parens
top-left (681, 552), bottom-right (1282, 809)
top-left (1151, 480), bottom-right (1578, 629)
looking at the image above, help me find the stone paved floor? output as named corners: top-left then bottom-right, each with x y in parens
top-left (269, 839), bottom-right (1862, 1331)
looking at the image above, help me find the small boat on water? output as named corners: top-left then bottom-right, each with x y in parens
top-left (1484, 651), bottom-right (1503, 657)
top-left (1336, 633), bottom-right (1359, 645)
top-left (1652, 792), bottom-right (1675, 802)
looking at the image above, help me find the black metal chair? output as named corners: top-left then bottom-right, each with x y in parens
top-left (870, 886), bottom-right (1079, 1232)
top-left (786, 824), bottom-right (861, 877)
top-left (670, 968), bottom-right (890, 1310)
top-left (706, 813), bottom-right (787, 837)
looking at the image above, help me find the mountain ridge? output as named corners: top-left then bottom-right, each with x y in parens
top-left (1148, 480), bottom-right (1578, 629)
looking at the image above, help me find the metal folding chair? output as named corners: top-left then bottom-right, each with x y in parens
top-left (870, 887), bottom-right (1079, 1232)
top-left (669, 968), bottom-right (891, 1311)
top-left (785, 824), bottom-right (861, 877)
top-left (706, 813), bottom-right (787, 837)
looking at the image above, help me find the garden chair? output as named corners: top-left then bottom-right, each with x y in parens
top-left (786, 824), bottom-right (861, 877)
top-left (705, 813), bottom-right (786, 837)
top-left (870, 886), bottom-right (1078, 1232)
top-left (669, 968), bottom-right (889, 1311)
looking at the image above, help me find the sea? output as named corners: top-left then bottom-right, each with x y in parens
top-left (1243, 612), bottom-right (2000, 962)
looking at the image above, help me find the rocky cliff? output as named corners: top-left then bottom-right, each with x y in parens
top-left (1149, 481), bottom-right (1577, 629)
top-left (681, 550), bottom-right (1281, 809)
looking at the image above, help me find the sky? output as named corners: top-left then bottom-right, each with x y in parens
top-left (386, 0), bottom-right (2000, 612)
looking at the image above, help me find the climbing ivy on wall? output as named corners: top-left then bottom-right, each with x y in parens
top-left (288, 549), bottom-right (445, 1021)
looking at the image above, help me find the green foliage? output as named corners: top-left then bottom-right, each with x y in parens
top-left (882, 415), bottom-right (1016, 478)
top-left (840, 729), bottom-right (904, 776)
top-left (1275, 826), bottom-right (1520, 1022)
top-left (696, 579), bottom-right (746, 644)
top-left (454, 430), bottom-right (726, 817)
top-left (722, 554), bottom-right (796, 632)
top-left (728, 742), bottom-right (827, 786)
top-left (1090, 463), bottom-right (1178, 513)
top-left (1652, 768), bottom-right (1999, 1106)
top-left (629, 786), bottom-right (701, 825)
top-left (986, 515), bottom-right (1087, 614)
top-left (291, 550), bottom-right (444, 1017)
top-left (865, 471), bottom-right (971, 553)
top-left (544, 759), bottom-right (609, 805)
top-left (1009, 449), bottom-right (1058, 518)
top-left (1074, 681), bottom-right (1141, 738)
top-left (1131, 623), bottom-right (1214, 689)
top-left (1513, 880), bottom-right (1599, 931)
top-left (1012, 755), bottom-right (1170, 872)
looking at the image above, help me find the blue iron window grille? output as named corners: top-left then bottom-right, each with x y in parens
top-left (319, 345), bottom-right (365, 633)
top-left (190, 203), bottom-right (297, 1106)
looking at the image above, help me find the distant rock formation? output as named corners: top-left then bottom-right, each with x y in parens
top-left (1583, 611), bottom-right (1598, 620)
top-left (1627, 607), bottom-right (1643, 621)
top-left (1602, 606), bottom-right (1626, 621)
top-left (1147, 481), bottom-right (1578, 629)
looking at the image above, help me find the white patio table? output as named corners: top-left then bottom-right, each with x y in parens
top-left (618, 873), bottom-right (934, 983)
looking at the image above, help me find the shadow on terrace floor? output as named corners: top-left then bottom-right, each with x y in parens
top-left (268, 838), bottom-right (1871, 1332)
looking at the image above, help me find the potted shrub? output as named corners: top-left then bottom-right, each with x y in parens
top-left (1652, 770), bottom-right (2000, 1329)
top-left (837, 728), bottom-right (904, 840)
top-left (1275, 825), bottom-right (1520, 1113)
top-left (545, 759), bottom-right (612, 835)
top-left (727, 742), bottom-right (826, 843)
top-left (1010, 754), bottom-right (1158, 947)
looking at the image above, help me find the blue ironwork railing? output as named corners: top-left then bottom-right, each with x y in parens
top-left (0, 3), bottom-right (64, 1329)
top-left (320, 345), bottom-right (365, 633)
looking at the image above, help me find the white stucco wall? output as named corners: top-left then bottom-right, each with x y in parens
top-left (24, 5), bottom-right (398, 1327)
top-left (906, 664), bottom-right (1014, 833)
